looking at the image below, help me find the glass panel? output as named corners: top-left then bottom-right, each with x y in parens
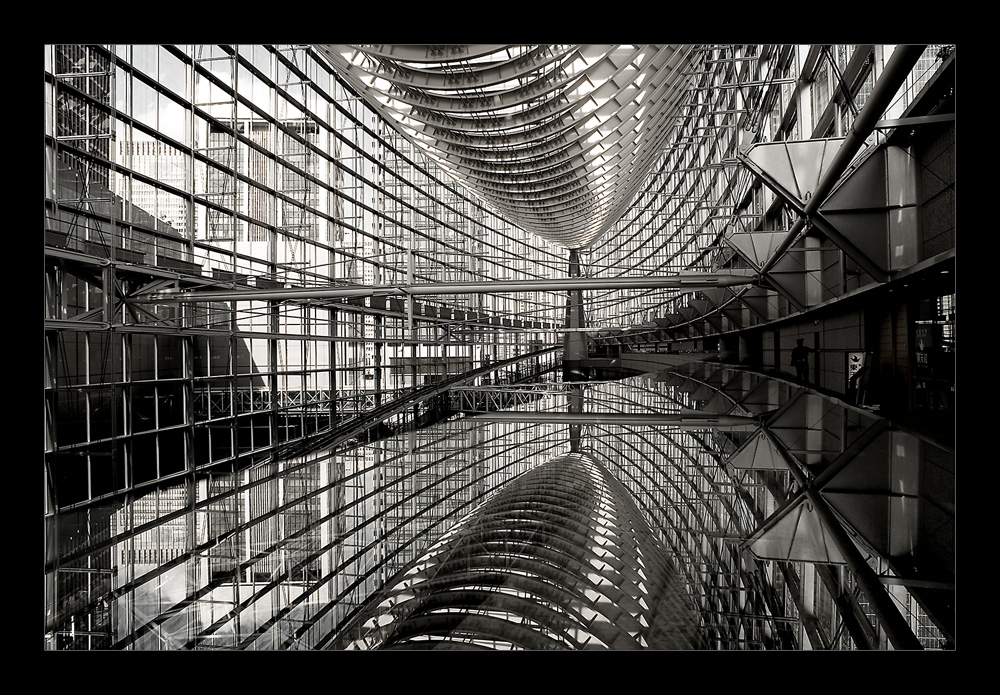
top-left (132, 44), bottom-right (157, 78)
top-left (158, 46), bottom-right (188, 99)
top-left (131, 77), bottom-right (157, 131)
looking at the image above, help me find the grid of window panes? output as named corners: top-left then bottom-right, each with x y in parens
top-left (44, 43), bottom-right (568, 650)
top-left (45, 44), bottom-right (953, 652)
top-left (44, 43), bottom-right (565, 505)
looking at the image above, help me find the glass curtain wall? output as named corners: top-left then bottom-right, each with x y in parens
top-left (44, 43), bottom-right (565, 650)
top-left (584, 44), bottom-right (953, 341)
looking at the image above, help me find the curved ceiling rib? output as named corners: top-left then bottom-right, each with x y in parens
top-left (337, 453), bottom-right (704, 650)
top-left (314, 44), bottom-right (699, 250)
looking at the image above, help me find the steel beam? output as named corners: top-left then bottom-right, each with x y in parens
top-left (465, 411), bottom-right (760, 428)
top-left (130, 271), bottom-right (760, 304)
top-left (874, 113), bottom-right (955, 130)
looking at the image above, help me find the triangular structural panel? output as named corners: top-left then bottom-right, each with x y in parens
top-left (701, 364), bottom-right (732, 386)
top-left (704, 314), bottom-right (725, 332)
top-left (766, 241), bottom-right (842, 309)
top-left (716, 369), bottom-right (758, 401)
top-left (746, 496), bottom-right (847, 564)
top-left (726, 231), bottom-right (788, 270)
top-left (819, 145), bottom-right (920, 273)
top-left (766, 252), bottom-right (810, 308)
top-left (743, 138), bottom-right (846, 209)
top-left (688, 298), bottom-right (711, 314)
top-left (821, 429), bottom-right (924, 558)
top-left (767, 393), bottom-right (846, 468)
top-left (736, 378), bottom-right (784, 415)
top-left (700, 286), bottom-right (734, 309)
top-left (703, 392), bottom-right (736, 415)
top-left (659, 373), bottom-right (686, 388)
top-left (717, 372), bottom-right (757, 407)
top-left (729, 403), bottom-right (754, 418)
top-left (819, 209), bottom-right (891, 272)
top-left (726, 429), bottom-right (785, 471)
top-left (819, 147), bottom-right (891, 272)
top-left (822, 491), bottom-right (918, 559)
top-left (687, 384), bottom-right (714, 401)
top-left (739, 287), bottom-right (779, 322)
top-left (714, 289), bottom-right (747, 327)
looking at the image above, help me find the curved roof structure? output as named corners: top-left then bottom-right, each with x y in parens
top-left (314, 45), bottom-right (698, 249)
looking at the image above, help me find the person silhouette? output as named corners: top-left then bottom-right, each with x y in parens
top-left (791, 338), bottom-right (815, 382)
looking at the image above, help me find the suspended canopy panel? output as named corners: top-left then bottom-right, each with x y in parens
top-left (822, 429), bottom-right (937, 560)
top-left (734, 377), bottom-right (784, 415)
top-left (746, 496), bottom-right (847, 564)
top-left (726, 429), bottom-right (786, 471)
top-left (742, 138), bottom-right (845, 211)
top-left (766, 237), bottom-right (843, 309)
top-left (726, 231), bottom-right (788, 271)
top-left (768, 392), bottom-right (851, 469)
top-left (819, 145), bottom-right (922, 272)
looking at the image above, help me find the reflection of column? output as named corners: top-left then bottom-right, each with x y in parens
top-left (719, 334), bottom-right (739, 363)
top-left (568, 387), bottom-right (584, 452)
top-left (563, 249), bottom-right (587, 382)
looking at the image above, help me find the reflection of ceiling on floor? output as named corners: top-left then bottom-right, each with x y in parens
top-left (341, 452), bottom-right (704, 650)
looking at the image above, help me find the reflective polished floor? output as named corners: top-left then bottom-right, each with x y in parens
top-left (45, 355), bottom-right (954, 650)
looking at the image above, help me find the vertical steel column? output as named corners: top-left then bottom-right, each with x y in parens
top-left (406, 234), bottom-right (414, 336)
top-left (269, 298), bottom-right (280, 447)
top-left (374, 315), bottom-right (383, 408)
top-left (563, 249), bottom-right (587, 450)
top-left (562, 249), bottom-right (588, 382)
top-left (331, 307), bottom-right (338, 424)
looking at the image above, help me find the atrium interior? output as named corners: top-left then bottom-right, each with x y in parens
top-left (43, 44), bottom-right (956, 650)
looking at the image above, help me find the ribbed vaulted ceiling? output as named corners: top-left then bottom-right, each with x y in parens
top-left (314, 45), bottom-right (698, 249)
top-left (338, 453), bottom-right (703, 650)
